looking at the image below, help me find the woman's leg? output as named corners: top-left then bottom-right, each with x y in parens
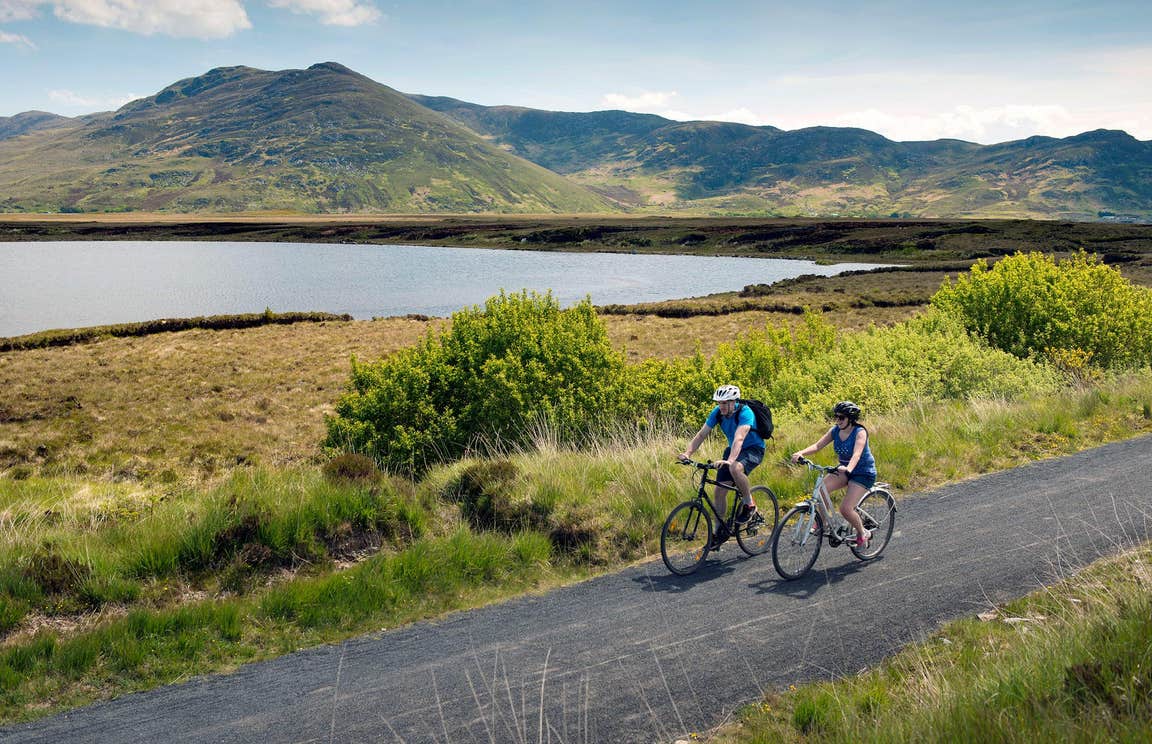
top-left (839, 481), bottom-right (870, 539)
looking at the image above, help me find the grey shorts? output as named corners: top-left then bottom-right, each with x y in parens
top-left (717, 446), bottom-right (764, 484)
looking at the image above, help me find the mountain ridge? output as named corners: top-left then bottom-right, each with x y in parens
top-left (2, 63), bottom-right (1149, 219)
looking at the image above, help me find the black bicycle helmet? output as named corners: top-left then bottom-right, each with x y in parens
top-left (833, 400), bottom-right (862, 421)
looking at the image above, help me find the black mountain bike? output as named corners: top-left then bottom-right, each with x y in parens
top-left (660, 458), bottom-right (780, 575)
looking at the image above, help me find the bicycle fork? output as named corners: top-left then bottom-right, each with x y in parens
top-left (790, 500), bottom-right (821, 547)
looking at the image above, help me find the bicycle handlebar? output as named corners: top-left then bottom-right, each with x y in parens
top-left (676, 457), bottom-right (718, 470)
top-left (794, 456), bottom-right (841, 474)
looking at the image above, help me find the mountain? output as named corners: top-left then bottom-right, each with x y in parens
top-left (2, 63), bottom-right (1149, 219)
top-left (0, 63), bottom-right (612, 213)
top-left (412, 95), bottom-right (1152, 219)
top-left (0, 111), bottom-right (76, 141)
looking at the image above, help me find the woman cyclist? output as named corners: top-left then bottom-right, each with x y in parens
top-left (791, 401), bottom-right (876, 547)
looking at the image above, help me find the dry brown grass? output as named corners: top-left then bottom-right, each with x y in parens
top-left (0, 317), bottom-right (443, 480)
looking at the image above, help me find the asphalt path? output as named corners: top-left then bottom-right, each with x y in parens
top-left (4, 435), bottom-right (1151, 744)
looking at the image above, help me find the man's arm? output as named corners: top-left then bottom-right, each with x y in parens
top-left (680, 424), bottom-right (713, 459)
top-left (726, 424), bottom-right (751, 464)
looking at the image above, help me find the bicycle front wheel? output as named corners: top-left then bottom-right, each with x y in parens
top-left (850, 488), bottom-right (896, 560)
top-left (772, 505), bottom-right (823, 580)
top-left (661, 501), bottom-right (713, 575)
top-left (737, 485), bottom-right (779, 556)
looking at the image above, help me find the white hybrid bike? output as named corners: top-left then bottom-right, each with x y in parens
top-left (770, 456), bottom-right (897, 580)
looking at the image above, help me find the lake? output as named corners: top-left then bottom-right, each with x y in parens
top-left (0, 241), bottom-right (891, 337)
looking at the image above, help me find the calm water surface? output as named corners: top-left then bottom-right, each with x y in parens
top-left (0, 241), bottom-right (891, 337)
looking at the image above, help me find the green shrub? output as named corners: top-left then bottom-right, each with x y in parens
top-left (326, 291), bottom-right (626, 474)
top-left (618, 309), bottom-right (1055, 427)
top-left (21, 548), bottom-right (91, 596)
top-left (931, 251), bottom-right (1152, 370)
top-left (325, 290), bottom-right (1063, 478)
top-left (769, 310), bottom-right (1058, 419)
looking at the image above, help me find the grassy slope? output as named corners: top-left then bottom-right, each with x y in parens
top-left (1, 377), bottom-right (1150, 725)
top-left (0, 65), bottom-right (612, 214)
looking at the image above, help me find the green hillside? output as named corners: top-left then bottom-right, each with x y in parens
top-left (415, 95), bottom-right (1152, 220)
top-left (0, 63), bottom-right (612, 214)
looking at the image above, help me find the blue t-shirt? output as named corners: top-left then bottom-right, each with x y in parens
top-left (830, 424), bottom-right (876, 476)
top-left (705, 404), bottom-right (766, 451)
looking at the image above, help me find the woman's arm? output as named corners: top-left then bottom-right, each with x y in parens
top-left (792, 429), bottom-right (833, 461)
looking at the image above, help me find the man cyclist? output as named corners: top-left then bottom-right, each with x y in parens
top-left (679, 384), bottom-right (765, 549)
top-left (790, 400), bottom-right (876, 547)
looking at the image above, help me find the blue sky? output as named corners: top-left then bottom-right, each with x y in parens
top-left (1, 0), bottom-right (1149, 144)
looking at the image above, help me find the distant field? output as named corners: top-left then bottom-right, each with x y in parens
top-left (0, 269), bottom-right (931, 483)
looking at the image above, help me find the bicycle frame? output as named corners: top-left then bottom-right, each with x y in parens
top-left (792, 459), bottom-right (879, 547)
top-left (770, 457), bottom-right (896, 579)
top-left (684, 459), bottom-right (743, 533)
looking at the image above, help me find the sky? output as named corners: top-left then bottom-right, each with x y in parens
top-left (1, 0), bottom-right (1150, 145)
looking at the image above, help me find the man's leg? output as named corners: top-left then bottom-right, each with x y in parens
top-left (712, 484), bottom-right (731, 523)
top-left (728, 461), bottom-right (752, 506)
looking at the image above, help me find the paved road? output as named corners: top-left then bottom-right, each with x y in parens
top-left (4, 435), bottom-right (1151, 744)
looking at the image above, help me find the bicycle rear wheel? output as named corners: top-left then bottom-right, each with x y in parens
top-left (772, 505), bottom-right (823, 580)
top-left (737, 485), bottom-right (778, 556)
top-left (661, 501), bottom-right (713, 575)
top-left (850, 488), bottom-right (896, 560)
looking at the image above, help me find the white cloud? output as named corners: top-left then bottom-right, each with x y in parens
top-left (764, 48), bottom-right (1152, 142)
top-left (49, 88), bottom-right (139, 111)
top-left (266, 0), bottom-right (381, 26)
top-left (1, 1), bottom-right (250, 38)
top-left (0, 1), bottom-right (40, 22)
top-left (0, 28), bottom-right (35, 47)
top-left (702, 107), bottom-right (764, 127)
top-left (834, 104), bottom-right (1079, 143)
top-left (600, 92), bottom-right (774, 128)
top-left (600, 90), bottom-right (679, 111)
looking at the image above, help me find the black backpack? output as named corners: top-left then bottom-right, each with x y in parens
top-left (738, 399), bottom-right (774, 439)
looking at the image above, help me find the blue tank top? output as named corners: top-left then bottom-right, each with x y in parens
top-left (831, 425), bottom-right (876, 476)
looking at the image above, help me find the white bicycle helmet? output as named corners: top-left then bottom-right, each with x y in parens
top-left (713, 384), bottom-right (741, 402)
